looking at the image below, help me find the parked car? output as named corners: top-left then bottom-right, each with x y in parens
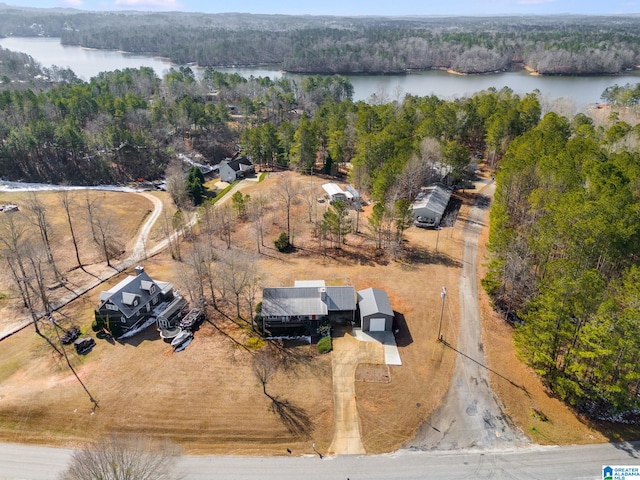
top-left (60, 326), bottom-right (81, 345)
top-left (74, 337), bottom-right (96, 355)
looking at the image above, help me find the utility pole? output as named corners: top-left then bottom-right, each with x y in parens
top-left (437, 286), bottom-right (447, 342)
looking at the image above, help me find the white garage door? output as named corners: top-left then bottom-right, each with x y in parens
top-left (369, 318), bottom-right (386, 332)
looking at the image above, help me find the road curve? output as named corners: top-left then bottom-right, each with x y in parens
top-left (130, 191), bottom-right (164, 262)
top-left (409, 181), bottom-right (528, 450)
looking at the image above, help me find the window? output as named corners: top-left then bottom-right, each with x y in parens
top-left (106, 303), bottom-right (118, 311)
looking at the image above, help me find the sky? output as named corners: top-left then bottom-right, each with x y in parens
top-left (3, 0), bottom-right (639, 16)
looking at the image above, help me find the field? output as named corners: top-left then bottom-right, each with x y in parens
top-left (0, 172), bottom-right (625, 455)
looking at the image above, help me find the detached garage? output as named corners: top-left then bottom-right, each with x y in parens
top-left (358, 287), bottom-right (394, 332)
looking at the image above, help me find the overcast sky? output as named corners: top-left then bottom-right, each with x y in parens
top-left (3, 0), bottom-right (638, 16)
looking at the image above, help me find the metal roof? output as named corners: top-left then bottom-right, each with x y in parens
top-left (325, 286), bottom-right (357, 311)
top-left (322, 183), bottom-right (346, 197)
top-left (411, 184), bottom-right (452, 217)
top-left (262, 287), bottom-right (328, 317)
top-left (357, 288), bottom-right (394, 319)
top-left (261, 284), bottom-right (356, 317)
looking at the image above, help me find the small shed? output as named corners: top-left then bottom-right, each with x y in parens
top-left (358, 287), bottom-right (394, 332)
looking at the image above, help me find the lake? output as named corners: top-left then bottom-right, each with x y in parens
top-left (2, 36), bottom-right (640, 109)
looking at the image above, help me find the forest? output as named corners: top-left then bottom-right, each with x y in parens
top-left (1, 5), bottom-right (640, 74)
top-left (3, 28), bottom-right (640, 418)
top-left (484, 102), bottom-right (640, 419)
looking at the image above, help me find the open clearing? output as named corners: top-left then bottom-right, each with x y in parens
top-left (0, 172), bottom-right (629, 455)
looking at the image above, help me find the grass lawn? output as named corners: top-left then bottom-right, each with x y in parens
top-left (0, 173), bottom-right (633, 455)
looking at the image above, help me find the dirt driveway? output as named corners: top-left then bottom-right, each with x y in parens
top-left (409, 180), bottom-right (529, 450)
top-left (328, 331), bottom-right (384, 455)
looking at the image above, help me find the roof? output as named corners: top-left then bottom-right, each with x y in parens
top-left (262, 284), bottom-right (356, 317)
top-left (325, 286), bottom-right (357, 311)
top-left (411, 184), bottom-right (452, 217)
top-left (222, 156), bottom-right (254, 173)
top-left (358, 288), bottom-right (394, 318)
top-left (262, 287), bottom-right (328, 317)
top-left (345, 185), bottom-right (361, 199)
top-left (322, 183), bottom-right (346, 197)
top-left (98, 271), bottom-right (167, 319)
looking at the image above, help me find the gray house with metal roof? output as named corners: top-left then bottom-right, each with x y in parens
top-left (411, 184), bottom-right (452, 228)
top-left (357, 287), bottom-right (394, 332)
top-left (96, 266), bottom-right (173, 335)
top-left (261, 280), bottom-right (356, 335)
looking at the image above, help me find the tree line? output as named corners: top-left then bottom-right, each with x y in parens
top-left (1, 5), bottom-right (640, 74)
top-left (484, 107), bottom-right (640, 418)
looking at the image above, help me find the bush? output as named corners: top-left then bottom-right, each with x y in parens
top-left (274, 232), bottom-right (292, 252)
top-left (92, 314), bottom-right (104, 332)
top-left (317, 335), bottom-right (332, 354)
top-left (246, 336), bottom-right (266, 350)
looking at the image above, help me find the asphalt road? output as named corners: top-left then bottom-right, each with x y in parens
top-left (2, 440), bottom-right (640, 479)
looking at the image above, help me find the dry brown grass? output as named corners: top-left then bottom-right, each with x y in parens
top-left (0, 190), bottom-right (154, 336)
top-left (0, 171), bottom-right (632, 455)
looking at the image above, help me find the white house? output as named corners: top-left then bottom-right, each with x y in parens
top-left (322, 183), bottom-right (347, 203)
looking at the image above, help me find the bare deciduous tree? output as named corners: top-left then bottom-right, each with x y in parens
top-left (219, 248), bottom-right (258, 319)
top-left (59, 190), bottom-right (83, 270)
top-left (253, 348), bottom-right (278, 399)
top-left (249, 193), bottom-right (269, 253)
top-left (0, 211), bottom-right (62, 355)
top-left (25, 192), bottom-right (62, 281)
top-left (165, 157), bottom-right (189, 208)
top-left (273, 174), bottom-right (299, 245)
top-left (59, 434), bottom-right (181, 480)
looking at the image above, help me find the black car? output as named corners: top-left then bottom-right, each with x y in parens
top-left (60, 326), bottom-right (81, 345)
top-left (74, 337), bottom-right (96, 355)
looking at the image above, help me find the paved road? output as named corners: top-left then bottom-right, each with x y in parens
top-left (2, 440), bottom-right (640, 479)
top-left (410, 180), bottom-right (528, 450)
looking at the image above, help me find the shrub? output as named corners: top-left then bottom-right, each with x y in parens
top-left (92, 314), bottom-right (104, 332)
top-left (246, 336), bottom-right (266, 350)
top-left (274, 232), bottom-right (292, 252)
top-left (317, 335), bottom-right (332, 354)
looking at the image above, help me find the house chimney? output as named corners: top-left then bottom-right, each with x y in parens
top-left (135, 265), bottom-right (144, 276)
top-left (319, 287), bottom-right (326, 300)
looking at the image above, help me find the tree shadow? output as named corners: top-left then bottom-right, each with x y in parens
top-left (403, 245), bottom-right (462, 268)
top-left (393, 311), bottom-right (413, 347)
top-left (269, 395), bottom-right (314, 438)
top-left (612, 441), bottom-right (640, 458)
top-left (440, 338), bottom-right (530, 395)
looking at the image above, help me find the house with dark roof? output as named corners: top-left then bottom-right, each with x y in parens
top-left (357, 287), bottom-right (395, 332)
top-left (261, 280), bottom-right (356, 336)
top-left (411, 183), bottom-right (452, 228)
top-left (95, 266), bottom-right (174, 336)
top-left (219, 156), bottom-right (255, 183)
